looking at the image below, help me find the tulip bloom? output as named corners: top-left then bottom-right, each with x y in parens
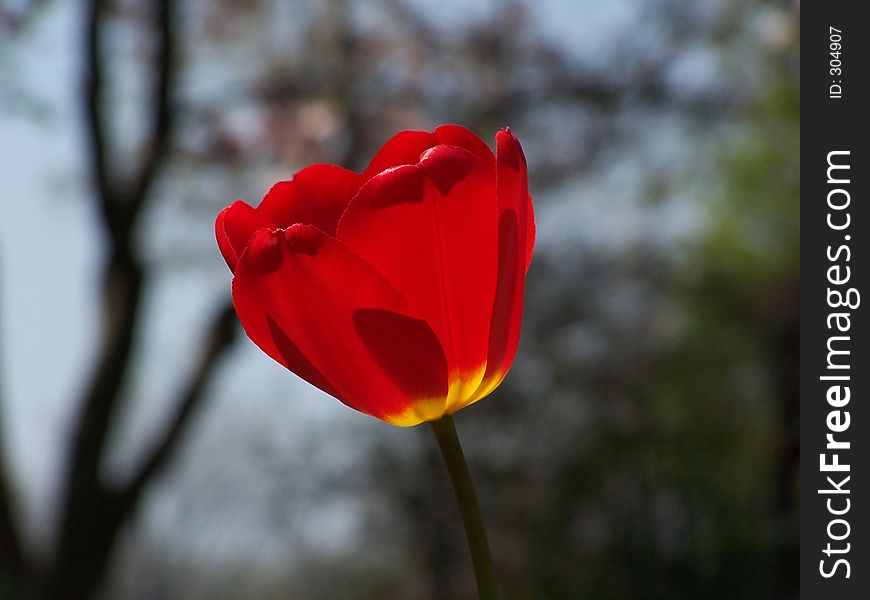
top-left (216, 125), bottom-right (534, 426)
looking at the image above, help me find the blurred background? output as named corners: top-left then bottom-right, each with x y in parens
top-left (0, 0), bottom-right (798, 598)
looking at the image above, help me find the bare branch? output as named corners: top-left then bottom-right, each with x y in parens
top-left (82, 0), bottom-right (122, 236)
top-left (126, 0), bottom-right (176, 225)
top-left (120, 302), bottom-right (237, 504)
top-left (0, 451), bottom-right (26, 583)
top-left (0, 292), bottom-right (29, 584)
top-left (39, 1), bottom-right (180, 598)
top-left (65, 0), bottom-right (178, 515)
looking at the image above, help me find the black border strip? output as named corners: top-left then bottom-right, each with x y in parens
top-left (801, 3), bottom-right (869, 597)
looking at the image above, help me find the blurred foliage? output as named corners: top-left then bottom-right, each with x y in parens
top-left (614, 62), bottom-right (798, 600)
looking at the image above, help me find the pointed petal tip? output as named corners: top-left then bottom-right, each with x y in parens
top-left (496, 126), bottom-right (516, 143)
top-left (497, 128), bottom-right (525, 171)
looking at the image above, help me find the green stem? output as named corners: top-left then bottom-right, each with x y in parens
top-left (429, 414), bottom-right (498, 600)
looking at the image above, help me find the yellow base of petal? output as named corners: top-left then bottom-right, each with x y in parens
top-left (383, 364), bottom-right (506, 427)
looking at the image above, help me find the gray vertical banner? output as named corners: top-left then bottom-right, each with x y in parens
top-left (801, 2), bottom-right (869, 598)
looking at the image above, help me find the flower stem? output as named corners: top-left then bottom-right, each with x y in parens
top-left (429, 413), bottom-right (498, 600)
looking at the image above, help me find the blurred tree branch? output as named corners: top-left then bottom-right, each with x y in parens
top-left (0, 286), bottom-right (30, 587)
top-left (0, 446), bottom-right (26, 584)
top-left (0, 1), bottom-right (236, 598)
top-left (118, 303), bottom-right (237, 507)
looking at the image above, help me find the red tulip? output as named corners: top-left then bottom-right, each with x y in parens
top-left (216, 125), bottom-right (534, 426)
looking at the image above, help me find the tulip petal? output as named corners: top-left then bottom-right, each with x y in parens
top-left (467, 128), bottom-right (533, 404)
top-left (433, 124), bottom-right (496, 173)
top-left (363, 130), bottom-right (439, 178)
top-left (259, 164), bottom-right (365, 235)
top-left (233, 225), bottom-right (449, 425)
top-left (364, 126), bottom-right (498, 180)
top-left (215, 165), bottom-right (365, 272)
top-left (526, 193), bottom-right (536, 273)
top-left (216, 201), bottom-right (273, 272)
top-left (354, 308), bottom-right (448, 405)
top-left (338, 145), bottom-right (498, 409)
